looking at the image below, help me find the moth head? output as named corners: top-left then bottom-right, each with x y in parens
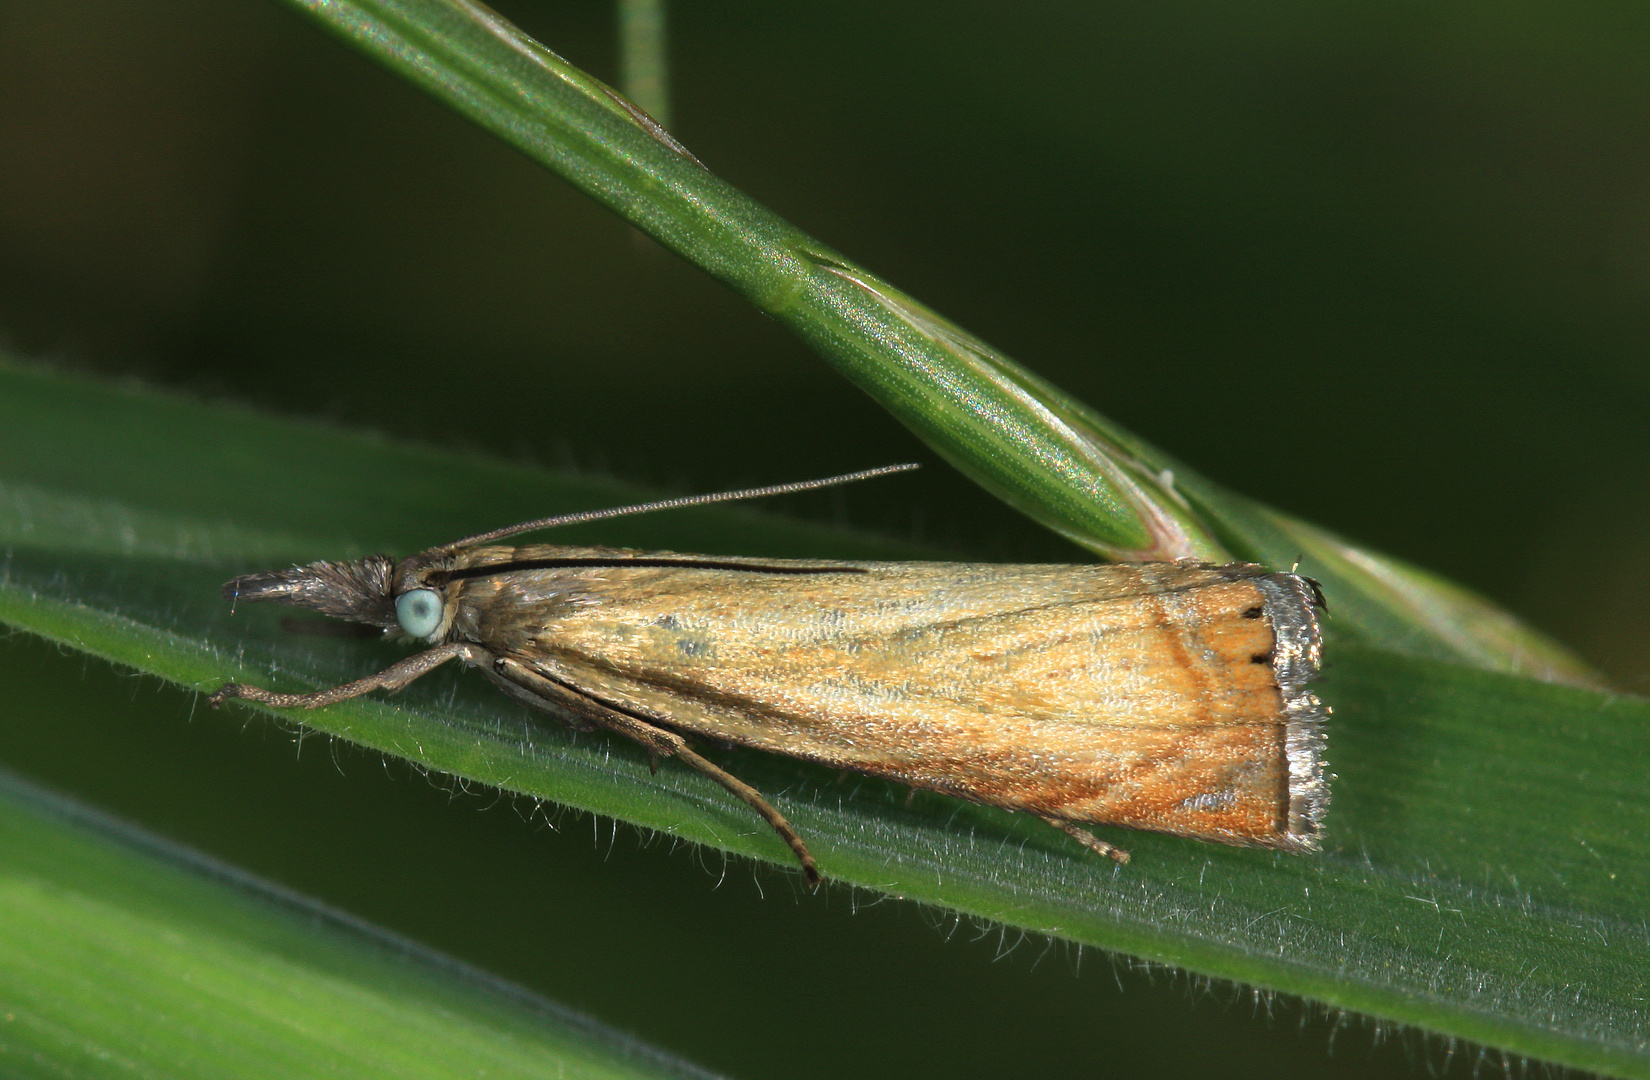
top-left (223, 549), bottom-right (467, 642)
top-left (221, 556), bottom-right (399, 630)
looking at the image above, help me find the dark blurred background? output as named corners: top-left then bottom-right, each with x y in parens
top-left (1, 1), bottom-right (1645, 1076)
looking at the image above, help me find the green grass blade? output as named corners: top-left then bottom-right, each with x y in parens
top-left (0, 363), bottom-right (1644, 1076)
top-left (276, 0), bottom-right (1218, 565)
top-left (0, 771), bottom-right (722, 1080)
top-left (617, 0), bottom-right (670, 128)
top-left (268, 0), bottom-right (1593, 684)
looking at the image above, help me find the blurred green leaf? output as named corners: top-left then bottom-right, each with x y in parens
top-left (1, 364), bottom-right (1645, 1077)
top-left (616, 0), bottom-right (670, 127)
top-left (0, 769), bottom-right (723, 1080)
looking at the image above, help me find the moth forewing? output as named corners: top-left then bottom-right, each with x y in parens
top-left (214, 533), bottom-right (1330, 882)
top-left (454, 552), bottom-right (1328, 849)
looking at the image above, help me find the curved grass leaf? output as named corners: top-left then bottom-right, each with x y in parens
top-left (0, 364), bottom-right (1645, 1076)
top-left (0, 767), bottom-right (724, 1080)
top-left (266, 0), bottom-right (1597, 686)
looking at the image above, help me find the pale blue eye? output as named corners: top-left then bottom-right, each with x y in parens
top-left (394, 588), bottom-right (444, 639)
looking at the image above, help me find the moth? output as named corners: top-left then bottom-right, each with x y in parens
top-left (212, 467), bottom-right (1329, 883)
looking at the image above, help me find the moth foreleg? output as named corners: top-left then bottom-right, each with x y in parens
top-left (210, 642), bottom-right (492, 709)
top-left (489, 655), bottom-right (822, 886)
top-left (1039, 816), bottom-right (1130, 865)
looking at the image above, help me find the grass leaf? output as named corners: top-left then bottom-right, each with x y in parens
top-left (0, 767), bottom-right (725, 1080)
top-left (271, 0), bottom-right (1596, 686)
top-left (2, 363), bottom-right (1645, 1077)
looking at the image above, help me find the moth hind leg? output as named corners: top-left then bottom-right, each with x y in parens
top-left (663, 738), bottom-right (821, 887)
top-left (489, 656), bottom-right (821, 887)
top-left (1039, 816), bottom-right (1131, 865)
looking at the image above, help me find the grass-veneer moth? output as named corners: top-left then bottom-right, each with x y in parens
top-left (211, 467), bottom-right (1330, 884)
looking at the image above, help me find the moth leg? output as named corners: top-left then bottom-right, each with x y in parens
top-left (645, 727), bottom-right (822, 888)
top-left (488, 656), bottom-right (822, 887)
top-left (210, 642), bottom-right (492, 709)
top-left (1040, 816), bottom-right (1131, 866)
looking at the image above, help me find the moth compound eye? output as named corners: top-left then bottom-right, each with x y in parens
top-left (394, 588), bottom-right (444, 639)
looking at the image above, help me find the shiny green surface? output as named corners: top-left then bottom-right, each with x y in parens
top-left (0, 775), bottom-right (720, 1080)
top-left (1, 366), bottom-right (1645, 1077)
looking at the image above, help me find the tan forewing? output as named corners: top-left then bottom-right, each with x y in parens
top-left (449, 551), bottom-right (1301, 845)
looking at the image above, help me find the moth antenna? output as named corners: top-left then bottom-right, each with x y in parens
top-left (438, 463), bottom-right (920, 550)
